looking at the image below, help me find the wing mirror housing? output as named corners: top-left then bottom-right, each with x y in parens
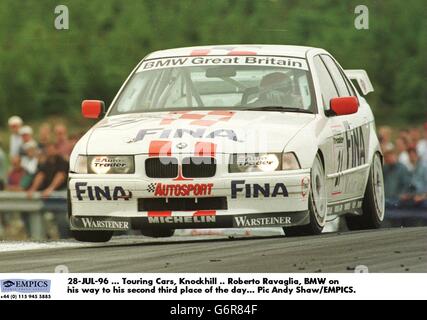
top-left (82, 100), bottom-right (105, 119)
top-left (327, 96), bottom-right (359, 116)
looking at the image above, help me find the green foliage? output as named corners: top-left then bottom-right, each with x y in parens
top-left (0, 0), bottom-right (425, 126)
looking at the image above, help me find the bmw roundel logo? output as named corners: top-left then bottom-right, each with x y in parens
top-left (176, 142), bottom-right (188, 150)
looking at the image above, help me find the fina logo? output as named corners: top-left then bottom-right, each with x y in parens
top-left (1, 279), bottom-right (51, 293)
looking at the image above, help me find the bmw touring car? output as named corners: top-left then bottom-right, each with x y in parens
top-left (68, 45), bottom-right (385, 242)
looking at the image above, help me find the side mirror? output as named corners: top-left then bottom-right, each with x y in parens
top-left (82, 100), bottom-right (105, 119)
top-left (328, 96), bottom-right (359, 116)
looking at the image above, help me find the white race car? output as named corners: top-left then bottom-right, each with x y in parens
top-left (68, 45), bottom-right (385, 242)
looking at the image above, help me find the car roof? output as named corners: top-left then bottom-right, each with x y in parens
top-left (145, 45), bottom-right (320, 60)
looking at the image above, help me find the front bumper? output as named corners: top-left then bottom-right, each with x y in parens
top-left (69, 169), bottom-right (311, 231)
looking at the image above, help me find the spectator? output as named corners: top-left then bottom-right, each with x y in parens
top-left (38, 123), bottom-right (52, 150)
top-left (417, 123), bottom-right (427, 166)
top-left (409, 127), bottom-right (421, 148)
top-left (7, 156), bottom-right (26, 191)
top-left (18, 126), bottom-right (37, 156)
top-left (21, 141), bottom-right (39, 175)
top-left (383, 148), bottom-right (411, 208)
top-left (395, 137), bottom-right (413, 171)
top-left (398, 129), bottom-right (411, 142)
top-left (69, 133), bottom-right (81, 149)
top-left (54, 124), bottom-right (73, 160)
top-left (27, 143), bottom-right (69, 198)
top-left (400, 148), bottom-right (427, 208)
top-left (20, 141), bottom-right (39, 190)
top-left (378, 126), bottom-right (394, 151)
top-left (8, 116), bottom-right (23, 157)
top-left (0, 142), bottom-right (6, 190)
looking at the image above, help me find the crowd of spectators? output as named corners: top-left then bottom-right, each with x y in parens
top-left (0, 116), bottom-right (75, 195)
top-left (381, 123), bottom-right (427, 210)
top-left (0, 116), bottom-right (80, 239)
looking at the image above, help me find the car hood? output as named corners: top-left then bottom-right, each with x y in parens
top-left (85, 110), bottom-right (315, 155)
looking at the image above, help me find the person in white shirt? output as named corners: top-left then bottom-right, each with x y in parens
top-left (8, 116), bottom-right (23, 157)
top-left (21, 141), bottom-right (39, 175)
top-left (18, 126), bottom-right (36, 157)
top-left (395, 137), bottom-right (413, 171)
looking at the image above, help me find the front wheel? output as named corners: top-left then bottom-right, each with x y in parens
top-left (346, 152), bottom-right (385, 230)
top-left (283, 154), bottom-right (327, 236)
top-left (72, 230), bottom-right (113, 243)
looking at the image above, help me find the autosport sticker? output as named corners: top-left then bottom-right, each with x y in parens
top-left (75, 182), bottom-right (132, 201)
top-left (70, 217), bottom-right (130, 230)
top-left (147, 183), bottom-right (214, 197)
top-left (137, 56), bottom-right (309, 72)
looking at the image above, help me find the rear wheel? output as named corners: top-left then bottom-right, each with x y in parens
top-left (141, 228), bottom-right (175, 238)
top-left (346, 153), bottom-right (385, 230)
top-left (283, 154), bottom-right (327, 236)
top-left (72, 230), bottom-right (113, 243)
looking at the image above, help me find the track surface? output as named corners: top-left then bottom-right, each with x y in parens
top-left (0, 227), bottom-right (426, 273)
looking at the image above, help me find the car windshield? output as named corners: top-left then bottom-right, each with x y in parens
top-left (109, 55), bottom-right (315, 115)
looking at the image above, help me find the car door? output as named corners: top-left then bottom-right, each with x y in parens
top-left (312, 55), bottom-right (347, 205)
top-left (320, 54), bottom-right (369, 202)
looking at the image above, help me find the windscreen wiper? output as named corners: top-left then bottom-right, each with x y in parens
top-left (244, 106), bottom-right (314, 113)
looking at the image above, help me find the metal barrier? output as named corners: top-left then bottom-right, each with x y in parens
top-left (0, 191), bottom-right (67, 240)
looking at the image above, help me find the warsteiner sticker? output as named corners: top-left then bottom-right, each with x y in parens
top-left (234, 215), bottom-right (292, 227)
top-left (71, 217), bottom-right (130, 230)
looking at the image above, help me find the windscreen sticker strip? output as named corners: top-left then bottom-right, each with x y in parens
top-left (137, 56), bottom-right (309, 72)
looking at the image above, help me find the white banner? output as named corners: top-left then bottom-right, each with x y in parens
top-left (137, 56), bottom-right (309, 72)
top-left (0, 273), bottom-right (426, 300)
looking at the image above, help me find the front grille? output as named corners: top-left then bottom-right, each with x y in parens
top-left (182, 157), bottom-right (216, 178)
top-left (138, 197), bottom-right (227, 211)
top-left (145, 157), bottom-right (178, 178)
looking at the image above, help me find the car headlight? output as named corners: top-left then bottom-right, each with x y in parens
top-left (229, 152), bottom-right (301, 172)
top-left (74, 155), bottom-right (135, 174)
top-left (74, 155), bottom-right (88, 174)
top-left (229, 153), bottom-right (281, 173)
top-left (282, 152), bottom-right (301, 170)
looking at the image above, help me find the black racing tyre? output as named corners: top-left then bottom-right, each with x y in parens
top-left (140, 228), bottom-right (175, 238)
top-left (283, 154), bottom-right (327, 237)
top-left (72, 230), bottom-right (113, 242)
top-left (346, 153), bottom-right (385, 230)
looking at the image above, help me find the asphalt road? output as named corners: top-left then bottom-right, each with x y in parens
top-left (0, 227), bottom-right (426, 273)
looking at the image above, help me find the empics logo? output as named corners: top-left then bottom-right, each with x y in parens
top-left (231, 180), bottom-right (288, 199)
top-left (1, 279), bottom-right (51, 293)
top-left (75, 182), bottom-right (132, 201)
